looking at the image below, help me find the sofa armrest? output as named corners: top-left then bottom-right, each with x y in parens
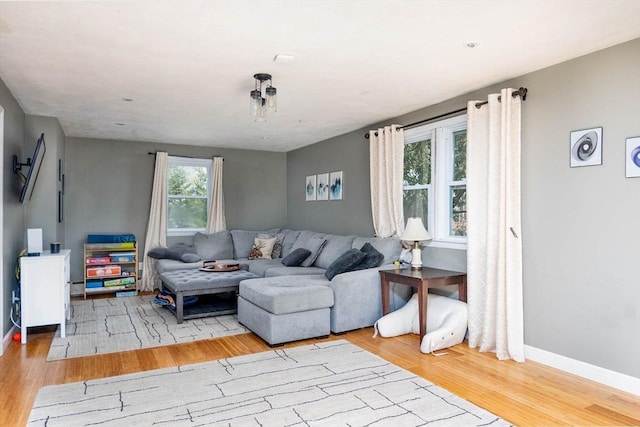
top-left (325, 266), bottom-right (411, 333)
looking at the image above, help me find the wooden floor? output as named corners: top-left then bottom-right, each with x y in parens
top-left (1, 324), bottom-right (638, 426)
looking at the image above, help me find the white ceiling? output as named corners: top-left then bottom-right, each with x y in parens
top-left (1, 1), bottom-right (639, 152)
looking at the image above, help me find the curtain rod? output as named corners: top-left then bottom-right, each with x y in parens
top-left (365, 87), bottom-right (528, 139)
top-left (147, 151), bottom-right (224, 160)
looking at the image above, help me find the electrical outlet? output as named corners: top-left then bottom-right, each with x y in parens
top-left (12, 290), bottom-right (19, 303)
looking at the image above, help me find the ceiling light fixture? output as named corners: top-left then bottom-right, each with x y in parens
top-left (249, 73), bottom-right (277, 122)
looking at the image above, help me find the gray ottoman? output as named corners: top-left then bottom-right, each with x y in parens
top-left (159, 269), bottom-right (259, 323)
top-left (238, 278), bottom-right (334, 346)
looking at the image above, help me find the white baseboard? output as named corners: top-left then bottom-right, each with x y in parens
top-left (524, 345), bottom-right (640, 396)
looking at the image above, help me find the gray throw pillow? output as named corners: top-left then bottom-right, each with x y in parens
top-left (147, 247), bottom-right (167, 259)
top-left (325, 249), bottom-right (367, 280)
top-left (165, 243), bottom-right (202, 263)
top-left (290, 238), bottom-right (327, 267)
top-left (352, 243), bottom-right (385, 270)
top-left (181, 253), bottom-right (202, 263)
top-left (281, 248), bottom-right (311, 266)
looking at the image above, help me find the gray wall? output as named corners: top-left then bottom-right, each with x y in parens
top-left (0, 85), bottom-right (66, 340)
top-left (24, 115), bottom-right (65, 248)
top-left (1, 79), bottom-right (26, 339)
top-left (287, 131), bottom-right (373, 236)
top-left (517, 39), bottom-right (639, 378)
top-left (286, 39), bottom-right (640, 378)
top-left (65, 138), bottom-right (287, 281)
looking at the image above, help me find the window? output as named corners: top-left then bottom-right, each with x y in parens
top-left (167, 156), bottom-right (212, 236)
top-left (403, 114), bottom-right (467, 249)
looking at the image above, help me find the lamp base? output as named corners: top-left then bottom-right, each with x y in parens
top-left (410, 245), bottom-right (422, 270)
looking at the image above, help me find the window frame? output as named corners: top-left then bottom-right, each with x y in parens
top-left (403, 114), bottom-right (467, 250)
top-left (167, 156), bottom-right (213, 237)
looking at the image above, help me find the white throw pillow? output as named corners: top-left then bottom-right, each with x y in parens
top-left (250, 238), bottom-right (277, 259)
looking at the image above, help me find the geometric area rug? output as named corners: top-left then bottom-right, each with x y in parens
top-left (47, 295), bottom-right (248, 361)
top-left (30, 340), bottom-right (511, 426)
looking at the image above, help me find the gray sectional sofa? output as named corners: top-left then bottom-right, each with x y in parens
top-left (153, 228), bottom-right (411, 345)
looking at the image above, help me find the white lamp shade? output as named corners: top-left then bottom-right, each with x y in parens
top-left (400, 217), bottom-right (432, 242)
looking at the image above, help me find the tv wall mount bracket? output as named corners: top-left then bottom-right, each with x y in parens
top-left (13, 155), bottom-right (32, 173)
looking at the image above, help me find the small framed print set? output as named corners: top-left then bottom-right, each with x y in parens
top-left (306, 171), bottom-right (343, 201)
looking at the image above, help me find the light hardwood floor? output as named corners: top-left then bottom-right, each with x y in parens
top-left (1, 323), bottom-right (638, 426)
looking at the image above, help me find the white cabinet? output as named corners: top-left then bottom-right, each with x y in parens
top-left (20, 249), bottom-right (71, 344)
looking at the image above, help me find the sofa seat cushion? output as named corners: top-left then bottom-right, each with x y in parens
top-left (243, 258), bottom-right (283, 276)
top-left (239, 278), bottom-right (333, 315)
top-left (264, 266), bottom-right (326, 277)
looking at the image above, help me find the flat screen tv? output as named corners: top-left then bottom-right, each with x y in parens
top-left (14, 133), bottom-right (46, 203)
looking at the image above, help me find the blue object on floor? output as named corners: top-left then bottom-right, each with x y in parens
top-left (154, 291), bottom-right (198, 308)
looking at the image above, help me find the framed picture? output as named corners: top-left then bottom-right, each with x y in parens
top-left (329, 171), bottom-right (343, 200)
top-left (305, 175), bottom-right (316, 201)
top-left (316, 173), bottom-right (329, 200)
top-left (570, 127), bottom-right (602, 167)
top-left (626, 136), bottom-right (640, 178)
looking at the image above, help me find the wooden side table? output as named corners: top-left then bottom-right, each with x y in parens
top-left (379, 267), bottom-right (467, 339)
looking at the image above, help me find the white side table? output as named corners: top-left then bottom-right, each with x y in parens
top-left (20, 249), bottom-right (71, 344)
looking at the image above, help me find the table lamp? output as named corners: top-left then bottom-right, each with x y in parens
top-left (400, 217), bottom-right (432, 270)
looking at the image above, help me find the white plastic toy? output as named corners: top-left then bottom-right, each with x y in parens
top-left (373, 293), bottom-right (468, 354)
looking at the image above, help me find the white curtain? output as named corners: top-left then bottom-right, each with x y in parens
top-left (140, 152), bottom-right (168, 292)
top-left (466, 88), bottom-right (524, 362)
top-left (205, 156), bottom-right (226, 233)
top-left (370, 125), bottom-right (405, 237)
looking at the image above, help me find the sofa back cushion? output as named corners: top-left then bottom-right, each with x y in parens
top-left (194, 231), bottom-right (234, 260)
top-left (352, 236), bottom-right (401, 265)
top-left (230, 230), bottom-right (259, 259)
top-left (313, 235), bottom-right (356, 269)
top-left (280, 229), bottom-right (301, 257)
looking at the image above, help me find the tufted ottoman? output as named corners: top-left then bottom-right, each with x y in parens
top-left (238, 277), bottom-right (334, 346)
top-left (159, 269), bottom-right (259, 323)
